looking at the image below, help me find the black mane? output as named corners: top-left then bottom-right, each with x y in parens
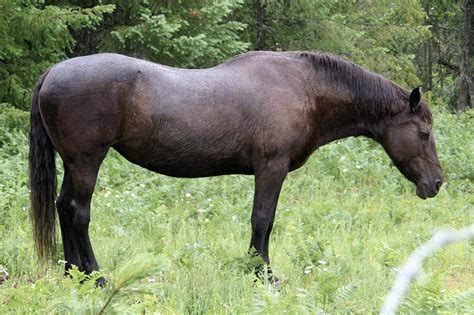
top-left (298, 52), bottom-right (432, 124)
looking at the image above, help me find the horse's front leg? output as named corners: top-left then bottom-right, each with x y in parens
top-left (249, 159), bottom-right (288, 283)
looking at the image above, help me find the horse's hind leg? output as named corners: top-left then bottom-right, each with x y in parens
top-left (60, 149), bottom-right (108, 286)
top-left (57, 167), bottom-right (82, 273)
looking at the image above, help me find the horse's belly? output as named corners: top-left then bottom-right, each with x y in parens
top-left (113, 146), bottom-right (254, 178)
top-left (145, 163), bottom-right (254, 178)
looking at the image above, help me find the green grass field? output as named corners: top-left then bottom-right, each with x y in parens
top-left (0, 105), bottom-right (473, 314)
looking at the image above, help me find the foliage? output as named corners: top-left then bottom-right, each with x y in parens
top-left (416, 0), bottom-right (472, 110)
top-left (0, 0), bottom-right (115, 109)
top-left (0, 104), bottom-right (472, 313)
top-left (399, 271), bottom-right (474, 313)
top-left (0, 0), bottom-right (469, 110)
top-left (98, 0), bottom-right (249, 68)
top-left (0, 0), bottom-right (248, 109)
top-left (50, 254), bottom-right (163, 314)
top-left (238, 0), bottom-right (430, 87)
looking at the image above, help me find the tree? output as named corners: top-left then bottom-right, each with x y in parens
top-left (254, 0), bottom-right (268, 50)
top-left (62, 0), bottom-right (249, 68)
top-left (238, 0), bottom-right (429, 87)
top-left (0, 0), bottom-right (114, 109)
top-left (456, 0), bottom-right (473, 112)
top-left (0, 1), bottom-right (468, 112)
top-left (418, 0), bottom-right (473, 112)
top-left (0, 0), bottom-right (248, 109)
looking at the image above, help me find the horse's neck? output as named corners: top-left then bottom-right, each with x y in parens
top-left (316, 117), bottom-right (382, 147)
top-left (314, 91), bottom-right (388, 147)
top-left (316, 122), bottom-right (371, 146)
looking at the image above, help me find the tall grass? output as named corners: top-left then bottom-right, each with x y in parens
top-left (0, 104), bottom-right (472, 313)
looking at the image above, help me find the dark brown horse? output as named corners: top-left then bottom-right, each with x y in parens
top-left (29, 51), bottom-right (443, 285)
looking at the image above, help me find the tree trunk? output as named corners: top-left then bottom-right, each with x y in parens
top-left (426, 41), bottom-right (433, 91)
top-left (255, 0), bottom-right (267, 50)
top-left (456, 0), bottom-right (473, 112)
top-left (423, 4), bottom-right (433, 91)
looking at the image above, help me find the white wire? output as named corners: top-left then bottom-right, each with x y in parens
top-left (380, 224), bottom-right (474, 315)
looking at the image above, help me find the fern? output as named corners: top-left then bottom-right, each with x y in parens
top-left (399, 274), bottom-right (474, 314)
top-left (334, 281), bottom-right (360, 303)
top-left (443, 287), bottom-right (474, 313)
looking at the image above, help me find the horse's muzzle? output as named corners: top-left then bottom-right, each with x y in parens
top-left (416, 178), bottom-right (443, 199)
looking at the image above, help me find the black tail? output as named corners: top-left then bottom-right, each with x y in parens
top-left (28, 69), bottom-right (56, 262)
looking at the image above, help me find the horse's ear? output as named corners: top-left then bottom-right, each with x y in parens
top-left (409, 87), bottom-right (421, 112)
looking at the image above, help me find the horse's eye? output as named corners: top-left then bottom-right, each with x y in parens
top-left (419, 131), bottom-right (430, 140)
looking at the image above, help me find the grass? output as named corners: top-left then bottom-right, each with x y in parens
top-left (0, 104), bottom-right (473, 313)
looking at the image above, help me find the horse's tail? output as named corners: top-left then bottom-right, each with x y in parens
top-left (28, 68), bottom-right (57, 262)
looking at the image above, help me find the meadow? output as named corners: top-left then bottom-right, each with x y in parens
top-left (0, 103), bottom-right (472, 314)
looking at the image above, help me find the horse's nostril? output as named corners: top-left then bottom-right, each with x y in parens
top-left (435, 180), bottom-right (442, 192)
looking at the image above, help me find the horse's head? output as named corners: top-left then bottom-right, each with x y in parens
top-left (382, 88), bottom-right (443, 199)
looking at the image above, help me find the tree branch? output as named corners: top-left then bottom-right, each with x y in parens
top-left (438, 59), bottom-right (459, 72)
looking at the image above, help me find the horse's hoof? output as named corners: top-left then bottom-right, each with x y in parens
top-left (254, 274), bottom-right (283, 288)
top-left (270, 277), bottom-right (282, 288)
top-left (254, 266), bottom-right (283, 288)
top-left (266, 273), bottom-right (283, 288)
top-left (95, 277), bottom-right (107, 288)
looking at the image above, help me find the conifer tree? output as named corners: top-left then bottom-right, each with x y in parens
top-left (0, 0), bottom-right (114, 108)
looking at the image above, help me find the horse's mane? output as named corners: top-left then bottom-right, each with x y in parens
top-left (297, 52), bottom-right (432, 124)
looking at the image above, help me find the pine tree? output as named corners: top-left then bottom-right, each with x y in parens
top-left (0, 0), bottom-right (114, 109)
top-left (238, 0), bottom-right (429, 87)
top-left (96, 0), bottom-right (249, 68)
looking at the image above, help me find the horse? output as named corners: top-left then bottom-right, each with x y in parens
top-left (29, 51), bottom-right (443, 286)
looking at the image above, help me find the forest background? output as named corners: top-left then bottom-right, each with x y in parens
top-left (0, 0), bottom-right (472, 111)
